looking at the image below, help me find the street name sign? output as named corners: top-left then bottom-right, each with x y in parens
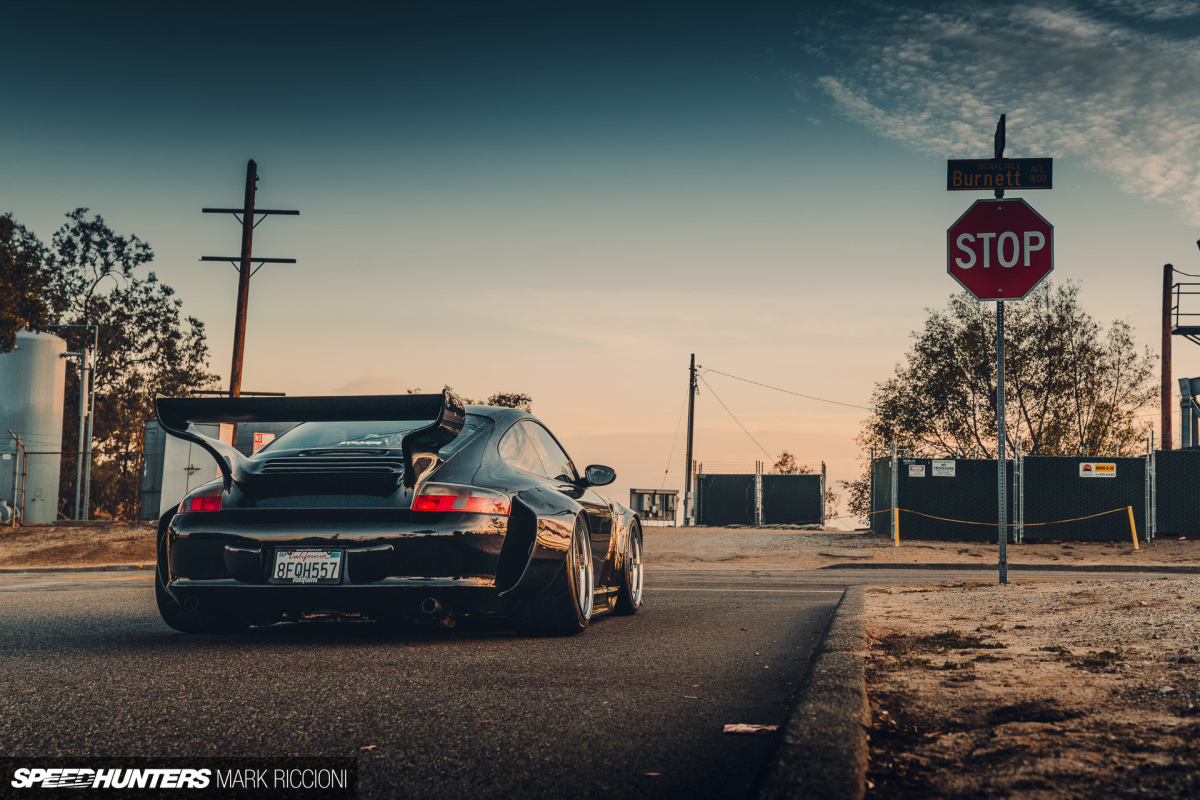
top-left (947, 158), bottom-right (1052, 191)
top-left (947, 199), bottom-right (1053, 301)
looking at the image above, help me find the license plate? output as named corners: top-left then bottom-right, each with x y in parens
top-left (271, 549), bottom-right (343, 584)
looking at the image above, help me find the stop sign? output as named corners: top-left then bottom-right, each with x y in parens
top-left (947, 199), bottom-right (1053, 301)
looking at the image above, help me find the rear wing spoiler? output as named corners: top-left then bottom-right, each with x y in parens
top-left (153, 390), bottom-right (467, 491)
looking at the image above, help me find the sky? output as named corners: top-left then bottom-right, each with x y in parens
top-left (5, 0), bottom-right (1200, 518)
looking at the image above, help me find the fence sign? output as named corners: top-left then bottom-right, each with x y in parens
top-left (1080, 462), bottom-right (1116, 478)
top-left (908, 464), bottom-right (926, 477)
top-left (252, 432), bottom-right (276, 455)
top-left (932, 460), bottom-right (956, 477)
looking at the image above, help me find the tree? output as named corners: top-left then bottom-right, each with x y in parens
top-left (47, 209), bottom-right (218, 519)
top-left (0, 214), bottom-right (49, 353)
top-left (483, 392), bottom-right (533, 412)
top-left (842, 281), bottom-right (1156, 520)
top-left (824, 484), bottom-right (840, 522)
top-left (411, 386), bottom-right (533, 412)
top-left (771, 450), bottom-right (812, 475)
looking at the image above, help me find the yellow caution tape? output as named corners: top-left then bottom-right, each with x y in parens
top-left (866, 507), bottom-right (1131, 527)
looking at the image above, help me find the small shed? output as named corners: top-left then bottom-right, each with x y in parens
top-left (629, 488), bottom-right (678, 526)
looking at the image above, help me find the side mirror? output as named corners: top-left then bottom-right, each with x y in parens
top-left (583, 464), bottom-right (616, 487)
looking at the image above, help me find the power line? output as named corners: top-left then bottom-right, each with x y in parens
top-left (661, 383), bottom-right (690, 490)
top-left (703, 368), bottom-right (872, 411)
top-left (697, 374), bottom-right (773, 459)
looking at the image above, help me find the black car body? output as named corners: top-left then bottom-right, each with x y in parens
top-left (154, 391), bottom-right (643, 635)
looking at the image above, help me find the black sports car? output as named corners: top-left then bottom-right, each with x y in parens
top-left (153, 390), bottom-right (643, 636)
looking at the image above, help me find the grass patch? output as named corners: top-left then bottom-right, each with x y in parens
top-left (988, 700), bottom-right (1083, 724)
top-left (915, 630), bottom-right (1007, 652)
top-left (1034, 645), bottom-right (1126, 669)
top-left (880, 656), bottom-right (934, 671)
top-left (972, 653), bottom-right (1012, 663)
top-left (1035, 645), bottom-right (1071, 657)
top-left (976, 622), bottom-right (1005, 632)
top-left (874, 630), bottom-right (1006, 656)
top-left (1068, 649), bottom-right (1127, 670)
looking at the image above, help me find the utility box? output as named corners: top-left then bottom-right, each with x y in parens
top-left (158, 423), bottom-right (233, 517)
top-left (141, 420), bottom-right (168, 520)
top-left (143, 420), bottom-right (298, 519)
top-left (629, 489), bottom-right (678, 525)
top-left (1180, 378), bottom-right (1200, 449)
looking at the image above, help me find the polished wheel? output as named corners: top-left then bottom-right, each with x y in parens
top-left (515, 514), bottom-right (593, 636)
top-left (614, 520), bottom-right (643, 615)
top-left (572, 515), bottom-right (594, 620)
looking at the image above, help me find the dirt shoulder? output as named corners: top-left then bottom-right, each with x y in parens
top-left (0, 522), bottom-right (156, 568)
top-left (864, 578), bottom-right (1200, 799)
top-left (644, 527), bottom-right (1200, 572)
top-left (2, 522), bottom-right (1198, 570)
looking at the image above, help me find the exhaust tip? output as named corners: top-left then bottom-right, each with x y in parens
top-left (420, 597), bottom-right (441, 615)
top-left (182, 596), bottom-right (200, 612)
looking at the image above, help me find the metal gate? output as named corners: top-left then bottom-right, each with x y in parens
top-left (882, 458), bottom-right (1013, 541)
top-left (1153, 450), bottom-right (1200, 536)
top-left (760, 474), bottom-right (823, 525)
top-left (694, 474), bottom-right (756, 527)
top-left (1021, 457), bottom-right (1146, 541)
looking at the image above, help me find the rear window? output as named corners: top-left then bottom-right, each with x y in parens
top-left (258, 414), bottom-right (491, 456)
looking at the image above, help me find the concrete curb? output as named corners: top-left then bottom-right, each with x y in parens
top-left (821, 562), bottom-right (1200, 574)
top-left (754, 586), bottom-right (869, 800)
top-left (0, 564), bottom-right (152, 574)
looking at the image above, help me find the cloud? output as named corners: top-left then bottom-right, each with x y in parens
top-left (1095, 0), bottom-right (1200, 20)
top-left (806, 1), bottom-right (1200, 222)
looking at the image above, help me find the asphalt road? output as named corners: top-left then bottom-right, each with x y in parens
top-left (3, 567), bottom-right (1179, 799)
top-left (0, 570), bottom-right (849, 800)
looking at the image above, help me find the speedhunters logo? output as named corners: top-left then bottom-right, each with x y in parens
top-left (2, 758), bottom-right (355, 798)
top-left (11, 769), bottom-right (210, 789)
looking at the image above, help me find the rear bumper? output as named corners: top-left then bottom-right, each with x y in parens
top-left (166, 578), bottom-right (515, 616)
top-left (164, 507), bottom-right (566, 615)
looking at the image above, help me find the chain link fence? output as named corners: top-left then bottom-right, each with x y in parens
top-left (695, 472), bottom-right (825, 526)
top-left (871, 457), bottom-right (1013, 541)
top-left (869, 454), bottom-right (1160, 542)
top-left (761, 474), bottom-right (824, 525)
top-left (1021, 456), bottom-right (1147, 542)
top-left (695, 474), bottom-right (756, 526)
top-left (1155, 449), bottom-right (1200, 537)
top-left (6, 450), bottom-right (157, 524)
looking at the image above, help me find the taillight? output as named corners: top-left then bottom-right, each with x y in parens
top-left (180, 487), bottom-right (224, 513)
top-left (413, 483), bottom-right (510, 515)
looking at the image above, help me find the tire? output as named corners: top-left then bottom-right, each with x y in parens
top-left (155, 511), bottom-right (249, 634)
top-left (614, 520), bottom-right (643, 615)
top-left (514, 514), bottom-right (594, 636)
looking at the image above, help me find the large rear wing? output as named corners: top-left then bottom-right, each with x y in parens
top-left (154, 390), bottom-right (467, 490)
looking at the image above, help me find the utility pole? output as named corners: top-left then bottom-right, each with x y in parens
top-left (73, 346), bottom-right (88, 520)
top-left (683, 354), bottom-right (697, 526)
top-left (1162, 264), bottom-right (1174, 451)
top-left (49, 324), bottom-right (97, 520)
top-left (230, 161), bottom-right (257, 399)
top-left (202, 159), bottom-right (299, 402)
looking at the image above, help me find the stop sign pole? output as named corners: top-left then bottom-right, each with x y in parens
top-left (945, 116), bottom-right (1054, 586)
top-left (995, 121), bottom-right (1009, 587)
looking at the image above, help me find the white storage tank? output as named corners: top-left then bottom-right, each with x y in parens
top-left (0, 330), bottom-right (67, 523)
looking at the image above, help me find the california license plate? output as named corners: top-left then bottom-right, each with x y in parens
top-left (271, 549), bottom-right (343, 584)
